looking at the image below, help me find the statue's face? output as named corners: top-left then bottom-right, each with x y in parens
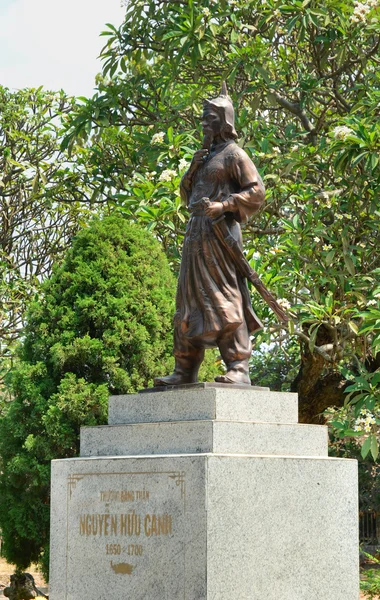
top-left (202, 108), bottom-right (222, 139)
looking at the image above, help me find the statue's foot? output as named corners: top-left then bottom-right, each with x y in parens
top-left (215, 359), bottom-right (250, 385)
top-left (215, 371), bottom-right (251, 385)
top-left (215, 361), bottom-right (251, 385)
top-left (154, 372), bottom-right (196, 387)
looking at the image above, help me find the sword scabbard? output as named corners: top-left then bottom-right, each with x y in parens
top-left (211, 215), bottom-right (289, 323)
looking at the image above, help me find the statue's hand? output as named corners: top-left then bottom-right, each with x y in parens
top-left (205, 202), bottom-right (224, 219)
top-left (189, 149), bottom-right (209, 171)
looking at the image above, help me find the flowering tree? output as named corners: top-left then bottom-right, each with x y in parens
top-left (62, 0), bottom-right (380, 458)
top-left (0, 86), bottom-right (111, 401)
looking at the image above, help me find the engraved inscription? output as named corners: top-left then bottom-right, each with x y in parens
top-left (79, 512), bottom-right (172, 537)
top-left (65, 471), bottom-right (186, 598)
top-left (100, 490), bottom-right (150, 502)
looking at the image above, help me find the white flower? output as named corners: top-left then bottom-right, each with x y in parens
top-left (375, 292), bottom-right (380, 299)
top-left (320, 191), bottom-right (332, 208)
top-left (272, 146), bottom-right (281, 154)
top-left (336, 214), bottom-right (344, 220)
top-left (202, 7), bottom-right (211, 17)
top-left (159, 169), bottom-right (177, 182)
top-left (323, 244), bottom-right (332, 251)
top-left (368, 299), bottom-right (377, 306)
top-left (277, 298), bottom-right (291, 310)
top-left (365, 415), bottom-right (376, 425)
top-left (252, 251), bottom-right (261, 260)
top-left (332, 126), bottom-right (354, 141)
top-left (291, 144), bottom-right (299, 152)
top-left (314, 237), bottom-right (321, 243)
top-left (146, 171), bottom-right (157, 181)
top-left (364, 424), bottom-right (372, 433)
top-left (350, 0), bottom-right (375, 23)
top-left (274, 9), bottom-right (281, 17)
top-left (151, 132), bottom-right (165, 145)
top-left (179, 158), bottom-right (189, 171)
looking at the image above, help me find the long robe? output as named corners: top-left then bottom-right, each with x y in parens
top-left (175, 139), bottom-right (265, 348)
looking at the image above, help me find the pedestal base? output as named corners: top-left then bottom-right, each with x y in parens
top-left (50, 453), bottom-right (359, 600)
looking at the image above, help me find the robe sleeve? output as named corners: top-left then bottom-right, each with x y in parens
top-left (180, 170), bottom-right (192, 206)
top-left (226, 151), bottom-right (265, 223)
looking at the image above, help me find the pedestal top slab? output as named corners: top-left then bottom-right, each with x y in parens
top-left (109, 387), bottom-right (298, 426)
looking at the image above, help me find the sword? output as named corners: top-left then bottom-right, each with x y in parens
top-left (202, 199), bottom-right (289, 323)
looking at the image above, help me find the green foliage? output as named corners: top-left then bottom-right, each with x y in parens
top-left (249, 343), bottom-right (299, 391)
top-left (327, 415), bottom-right (379, 512)
top-left (60, 0), bottom-right (380, 454)
top-left (0, 86), bottom-right (95, 352)
top-left (0, 215), bottom-right (176, 575)
top-left (0, 85), bottom-right (117, 405)
top-left (328, 305), bottom-right (380, 460)
top-left (361, 554), bottom-right (380, 600)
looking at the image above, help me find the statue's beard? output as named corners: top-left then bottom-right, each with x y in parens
top-left (202, 133), bottom-right (213, 151)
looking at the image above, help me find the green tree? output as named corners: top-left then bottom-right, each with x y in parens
top-left (62, 0), bottom-right (380, 456)
top-left (0, 215), bottom-right (176, 575)
top-left (0, 85), bottom-right (109, 399)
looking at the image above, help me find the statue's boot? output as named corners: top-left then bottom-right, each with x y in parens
top-left (215, 359), bottom-right (250, 385)
top-left (154, 357), bottom-right (201, 387)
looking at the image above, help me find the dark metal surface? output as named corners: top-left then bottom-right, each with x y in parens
top-left (155, 83), bottom-right (268, 388)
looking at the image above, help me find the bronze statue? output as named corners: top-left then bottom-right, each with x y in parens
top-left (155, 83), bottom-right (267, 386)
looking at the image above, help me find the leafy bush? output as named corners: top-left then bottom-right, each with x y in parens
top-left (0, 215), bottom-right (176, 576)
top-left (361, 553), bottom-right (380, 599)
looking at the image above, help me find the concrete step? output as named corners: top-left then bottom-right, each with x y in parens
top-left (108, 387), bottom-right (299, 426)
top-left (80, 420), bottom-right (327, 458)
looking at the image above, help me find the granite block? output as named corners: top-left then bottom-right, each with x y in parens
top-left (49, 453), bottom-right (359, 600)
top-left (49, 455), bottom-right (207, 600)
top-left (206, 454), bottom-right (359, 600)
top-left (109, 388), bottom-right (299, 425)
top-left (80, 420), bottom-right (328, 458)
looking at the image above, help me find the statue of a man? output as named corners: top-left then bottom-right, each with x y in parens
top-left (155, 84), bottom-right (265, 386)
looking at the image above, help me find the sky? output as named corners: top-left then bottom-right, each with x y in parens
top-left (0, 0), bottom-right (126, 97)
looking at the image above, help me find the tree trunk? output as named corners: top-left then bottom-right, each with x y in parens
top-left (290, 324), bottom-right (347, 423)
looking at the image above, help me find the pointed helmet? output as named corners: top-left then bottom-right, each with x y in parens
top-left (203, 82), bottom-right (237, 139)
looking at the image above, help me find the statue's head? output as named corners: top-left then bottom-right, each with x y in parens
top-left (202, 82), bottom-right (238, 142)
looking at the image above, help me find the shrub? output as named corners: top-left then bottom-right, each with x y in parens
top-left (0, 215), bottom-right (176, 576)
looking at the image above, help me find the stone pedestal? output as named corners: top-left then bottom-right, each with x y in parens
top-left (49, 387), bottom-right (359, 600)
